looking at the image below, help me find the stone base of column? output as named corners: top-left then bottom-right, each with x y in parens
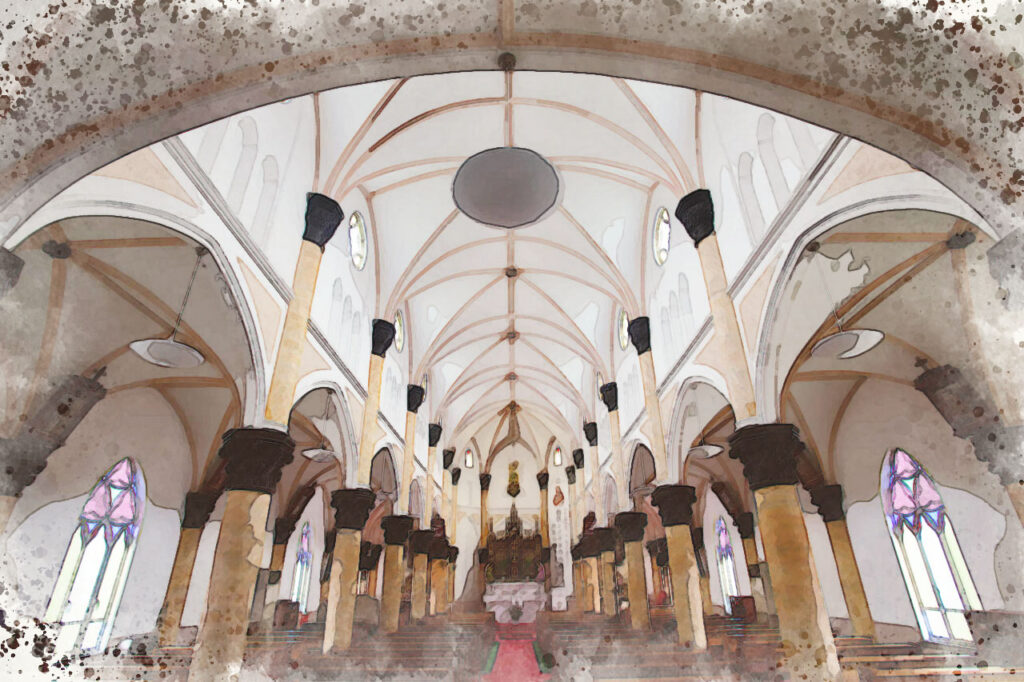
top-left (323, 529), bottom-right (362, 653)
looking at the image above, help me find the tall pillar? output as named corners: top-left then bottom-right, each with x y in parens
top-left (318, 532), bottom-right (336, 615)
top-left (580, 535), bottom-right (601, 613)
top-left (810, 485), bottom-right (876, 640)
top-left (571, 450), bottom-right (585, 525)
top-left (537, 471), bottom-right (550, 547)
top-left (479, 473), bottom-right (491, 547)
top-left (594, 528), bottom-right (617, 616)
top-left (729, 424), bottom-right (839, 679)
top-left (429, 536), bottom-right (450, 614)
top-left (690, 527), bottom-right (714, 614)
top-left (409, 530), bottom-right (433, 621)
top-left (441, 448), bottom-right (455, 536)
top-left (448, 467), bottom-right (461, 542)
top-left (651, 485), bottom-right (706, 649)
top-left (265, 193), bottom-right (344, 425)
top-left (675, 190), bottom-right (757, 422)
top-left (646, 538), bottom-right (668, 603)
top-left (361, 542), bottom-right (383, 598)
top-left (322, 489), bottom-right (376, 653)
top-left (583, 422), bottom-right (603, 523)
top-left (158, 491), bottom-right (218, 646)
top-left (615, 512), bottom-right (650, 630)
top-left (570, 543), bottom-right (585, 614)
top-left (448, 546), bottom-right (460, 603)
top-left (735, 512), bottom-right (769, 619)
top-left (357, 320), bottom-right (397, 484)
top-left (380, 515), bottom-right (413, 633)
top-left (189, 428), bottom-right (293, 681)
top-left (600, 383), bottom-right (629, 509)
top-left (423, 423), bottom-right (442, 520)
top-left (266, 516), bottom-right (298, 619)
top-left (626, 318), bottom-right (669, 476)
top-left (400, 385), bottom-right (425, 513)
top-left (915, 365), bottom-right (1024, 526)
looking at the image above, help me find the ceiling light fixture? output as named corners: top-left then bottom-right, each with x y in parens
top-left (806, 242), bottom-right (884, 360)
top-left (129, 247), bottom-right (207, 369)
top-left (452, 147), bottom-right (560, 228)
top-left (302, 395), bottom-right (338, 463)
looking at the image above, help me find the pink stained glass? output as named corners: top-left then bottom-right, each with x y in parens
top-left (81, 485), bottom-right (111, 521)
top-left (106, 459), bottom-right (133, 488)
top-left (892, 449), bottom-right (918, 478)
top-left (108, 488), bottom-right (136, 525)
top-left (915, 475), bottom-right (943, 511)
top-left (883, 449), bottom-right (945, 533)
top-left (890, 481), bottom-right (916, 516)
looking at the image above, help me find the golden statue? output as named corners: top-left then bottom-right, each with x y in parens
top-left (507, 459), bottom-right (520, 497)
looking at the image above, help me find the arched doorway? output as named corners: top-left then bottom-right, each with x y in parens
top-left (629, 444), bottom-right (656, 511)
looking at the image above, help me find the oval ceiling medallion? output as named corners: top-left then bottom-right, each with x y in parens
top-left (452, 147), bottom-right (560, 229)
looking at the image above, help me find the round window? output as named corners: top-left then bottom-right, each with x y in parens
top-left (652, 207), bottom-right (671, 266)
top-left (349, 212), bottom-right (368, 270)
top-left (394, 309), bottom-right (405, 352)
top-left (618, 309), bottom-right (630, 350)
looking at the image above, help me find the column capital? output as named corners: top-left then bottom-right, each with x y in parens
top-left (646, 537), bottom-right (669, 567)
top-left (690, 526), bottom-right (704, 551)
top-left (675, 188), bottom-right (715, 246)
top-left (537, 472), bottom-right (549, 490)
top-left (479, 473), bottom-right (492, 491)
top-left (428, 536), bottom-right (450, 560)
top-left (371, 319), bottom-right (396, 357)
top-left (627, 316), bottom-right (651, 354)
top-left (565, 465), bottom-right (576, 485)
top-left (182, 491), bottom-right (219, 529)
top-left (330, 488), bottom-right (377, 530)
top-left (448, 546), bottom-right (459, 563)
top-left (219, 427), bottom-right (294, 495)
top-left (428, 423), bottom-right (443, 447)
top-left (572, 448), bottom-right (585, 469)
top-left (734, 511), bottom-right (755, 539)
top-left (477, 547), bottom-right (489, 564)
top-left (302, 192), bottom-right (344, 248)
top-left (407, 384), bottom-right (426, 413)
top-left (382, 515), bottom-right (415, 545)
top-left (273, 516), bottom-right (298, 544)
top-left (583, 422), bottom-right (598, 446)
top-left (809, 484), bottom-right (845, 522)
top-left (451, 467), bottom-right (462, 486)
top-left (409, 529), bottom-right (434, 555)
top-left (442, 448), bottom-right (455, 470)
top-left (651, 484), bottom-right (697, 526)
top-left (727, 423), bottom-right (801, 490)
top-left (359, 541), bottom-right (383, 570)
top-left (570, 544), bottom-right (582, 561)
top-left (593, 527), bottom-right (617, 554)
top-left (599, 382), bottom-right (618, 412)
top-left (614, 511), bottom-right (647, 542)
top-left (578, 534), bottom-right (600, 558)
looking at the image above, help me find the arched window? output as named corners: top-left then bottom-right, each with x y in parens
top-left (45, 458), bottom-right (145, 653)
top-left (881, 449), bottom-right (981, 642)
top-left (464, 448), bottom-right (474, 468)
top-left (349, 212), bottom-right (368, 270)
top-left (290, 523), bottom-right (313, 612)
top-left (553, 446), bottom-right (562, 467)
top-left (715, 516), bottom-right (739, 614)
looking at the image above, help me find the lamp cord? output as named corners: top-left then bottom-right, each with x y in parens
top-left (813, 254), bottom-right (844, 333)
top-left (171, 250), bottom-right (204, 341)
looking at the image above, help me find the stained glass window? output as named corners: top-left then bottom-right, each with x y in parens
top-left (715, 516), bottom-right (739, 614)
top-left (45, 458), bottom-right (145, 654)
top-left (290, 523), bottom-right (313, 612)
top-left (881, 449), bottom-right (981, 642)
top-left (553, 446), bottom-right (562, 468)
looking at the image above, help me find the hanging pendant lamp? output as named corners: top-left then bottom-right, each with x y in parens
top-left (302, 395), bottom-right (338, 463)
top-left (129, 247), bottom-right (207, 368)
top-left (807, 242), bottom-right (884, 360)
top-left (687, 394), bottom-right (723, 459)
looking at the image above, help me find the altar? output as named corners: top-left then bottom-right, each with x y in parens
top-left (483, 582), bottom-right (547, 624)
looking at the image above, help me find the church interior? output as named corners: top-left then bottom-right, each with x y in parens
top-left (1, 4), bottom-right (1023, 680)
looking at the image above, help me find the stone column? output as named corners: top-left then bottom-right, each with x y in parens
top-left (448, 467), bottom-right (461, 542)
top-left (915, 365), bottom-right (1024, 526)
top-left (322, 488), bottom-right (376, 653)
top-left (676, 190), bottom-right (757, 421)
top-left (615, 512), bottom-right (650, 630)
top-left (423, 423), bottom-right (442, 520)
top-left (266, 516), bottom-right (298, 619)
top-left (380, 515), bottom-right (413, 633)
top-left (810, 485), bottom-right (875, 640)
top-left (479, 473), bottom-right (491, 548)
top-left (448, 546), bottom-right (460, 603)
top-left (188, 428), bottom-right (293, 681)
top-left (429, 536), bottom-right (450, 614)
top-left (318, 532), bottom-right (336, 616)
top-left (360, 542), bottom-right (383, 598)
top-left (690, 527), bottom-right (714, 614)
top-left (600, 383), bottom-right (629, 509)
top-left (537, 471), bottom-right (550, 546)
top-left (583, 422), bottom-right (603, 523)
top-left (570, 452), bottom-right (584, 526)
top-left (158, 491), bottom-right (218, 646)
top-left (357, 320), bottom-right (397, 485)
top-left (735, 512), bottom-right (768, 619)
top-left (570, 543), bottom-right (585, 614)
top-left (409, 530), bottom-right (433, 621)
top-left (626, 318), bottom-right (669, 475)
top-left (580, 536), bottom-right (601, 613)
top-left (400, 385), bottom-right (425, 513)
top-left (594, 528), bottom-right (617, 616)
top-left (441, 448), bottom-right (455, 534)
top-left (646, 537), bottom-right (668, 603)
top-left (729, 424), bottom-right (839, 679)
top-left (651, 484), bottom-right (706, 649)
top-left (264, 193), bottom-right (344, 425)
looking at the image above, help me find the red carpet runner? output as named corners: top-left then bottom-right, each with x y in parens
top-left (484, 623), bottom-right (549, 680)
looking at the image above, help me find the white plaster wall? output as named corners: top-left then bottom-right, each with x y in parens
top-left (802, 510), bottom-right (848, 619)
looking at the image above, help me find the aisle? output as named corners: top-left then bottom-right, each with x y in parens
top-left (484, 624), bottom-right (549, 680)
